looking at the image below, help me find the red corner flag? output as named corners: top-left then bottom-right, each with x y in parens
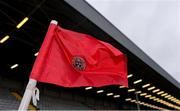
top-left (30, 22), bottom-right (128, 87)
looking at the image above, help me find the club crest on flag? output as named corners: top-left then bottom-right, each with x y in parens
top-left (72, 56), bottom-right (86, 71)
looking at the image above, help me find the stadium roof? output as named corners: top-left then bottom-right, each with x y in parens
top-left (0, 0), bottom-right (179, 110)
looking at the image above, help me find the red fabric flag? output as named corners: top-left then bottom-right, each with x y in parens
top-left (30, 23), bottom-right (128, 87)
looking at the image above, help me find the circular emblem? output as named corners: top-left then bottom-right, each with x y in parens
top-left (72, 56), bottom-right (86, 71)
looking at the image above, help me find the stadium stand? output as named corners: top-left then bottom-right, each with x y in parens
top-left (0, 87), bottom-right (20, 110)
top-left (39, 95), bottom-right (91, 110)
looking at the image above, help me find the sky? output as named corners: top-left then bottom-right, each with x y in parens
top-left (86, 0), bottom-right (180, 83)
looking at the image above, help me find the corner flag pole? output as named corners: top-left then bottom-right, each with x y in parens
top-left (18, 20), bottom-right (58, 110)
top-left (18, 79), bottom-right (37, 110)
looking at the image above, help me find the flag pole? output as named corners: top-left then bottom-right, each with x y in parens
top-left (18, 20), bottom-right (58, 110)
top-left (18, 79), bottom-right (37, 110)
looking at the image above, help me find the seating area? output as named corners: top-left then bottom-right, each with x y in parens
top-left (0, 87), bottom-right (20, 110)
top-left (38, 95), bottom-right (91, 110)
top-left (0, 86), bottom-right (91, 110)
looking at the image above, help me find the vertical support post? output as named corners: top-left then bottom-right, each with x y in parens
top-left (135, 93), bottom-right (140, 111)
